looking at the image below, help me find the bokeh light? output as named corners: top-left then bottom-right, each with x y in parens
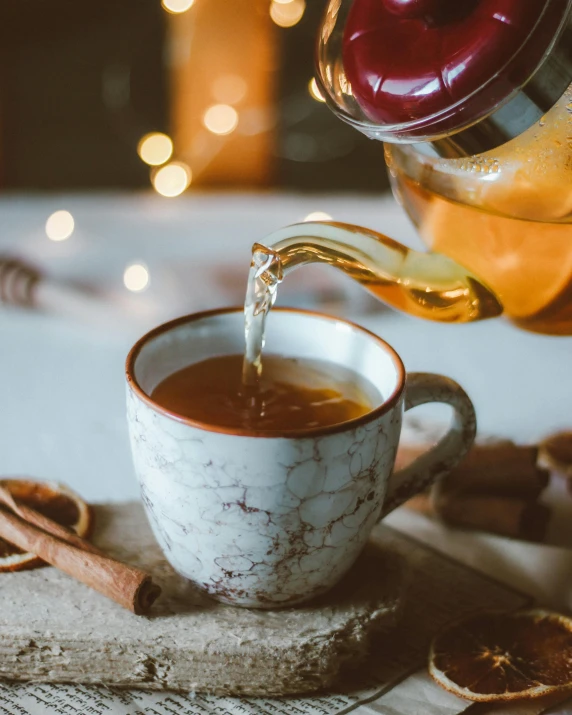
top-left (152, 162), bottom-right (192, 197)
top-left (203, 104), bottom-right (239, 135)
top-left (308, 77), bottom-right (326, 103)
top-left (270, 0), bottom-right (305, 27)
top-left (137, 133), bottom-right (173, 166)
top-left (212, 75), bottom-right (247, 105)
top-left (45, 211), bottom-right (75, 241)
top-left (161, 0), bottom-right (194, 13)
top-left (123, 263), bottom-right (150, 292)
top-left (303, 211), bottom-right (332, 222)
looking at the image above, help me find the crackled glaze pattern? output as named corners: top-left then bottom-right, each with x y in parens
top-left (127, 387), bottom-right (402, 607)
top-left (125, 310), bottom-right (476, 608)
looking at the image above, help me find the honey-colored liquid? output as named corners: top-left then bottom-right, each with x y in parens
top-left (396, 177), bottom-right (572, 335)
top-left (241, 223), bottom-right (503, 387)
top-left (240, 225), bottom-right (504, 389)
top-left (245, 87), bottom-right (571, 339)
top-left (387, 87), bottom-right (572, 335)
top-left (152, 354), bottom-right (381, 432)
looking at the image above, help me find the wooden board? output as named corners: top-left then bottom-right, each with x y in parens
top-left (0, 503), bottom-right (408, 696)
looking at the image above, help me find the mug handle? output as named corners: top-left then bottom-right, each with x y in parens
top-left (379, 372), bottom-right (476, 519)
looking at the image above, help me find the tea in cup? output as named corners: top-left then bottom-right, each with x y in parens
top-left (126, 308), bottom-right (476, 608)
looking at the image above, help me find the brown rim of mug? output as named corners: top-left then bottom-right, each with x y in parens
top-left (125, 307), bottom-right (406, 439)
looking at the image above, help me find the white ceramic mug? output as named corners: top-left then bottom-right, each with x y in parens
top-left (126, 308), bottom-right (476, 608)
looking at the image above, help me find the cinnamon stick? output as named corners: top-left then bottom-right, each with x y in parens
top-left (442, 442), bottom-right (548, 499)
top-left (407, 493), bottom-right (550, 542)
top-left (0, 494), bottom-right (161, 615)
top-left (398, 441), bottom-right (549, 499)
top-left (0, 486), bottom-right (102, 555)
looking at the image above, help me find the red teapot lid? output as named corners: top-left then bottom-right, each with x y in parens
top-left (342, 0), bottom-right (569, 135)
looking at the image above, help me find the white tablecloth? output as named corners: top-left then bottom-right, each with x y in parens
top-left (1, 192), bottom-right (571, 711)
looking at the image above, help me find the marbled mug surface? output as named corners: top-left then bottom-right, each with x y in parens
top-left (126, 309), bottom-right (475, 608)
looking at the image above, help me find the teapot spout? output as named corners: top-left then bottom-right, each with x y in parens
top-left (257, 221), bottom-right (503, 323)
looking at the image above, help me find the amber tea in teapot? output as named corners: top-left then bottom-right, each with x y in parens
top-left (280, 0), bottom-right (572, 336)
top-left (387, 88), bottom-right (572, 335)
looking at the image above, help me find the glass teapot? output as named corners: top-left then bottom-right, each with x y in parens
top-left (258, 0), bottom-right (572, 334)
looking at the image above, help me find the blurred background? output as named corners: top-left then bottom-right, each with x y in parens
top-left (0, 0), bottom-right (388, 194)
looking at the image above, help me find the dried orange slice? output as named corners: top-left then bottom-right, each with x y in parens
top-left (429, 609), bottom-right (572, 702)
top-left (0, 478), bottom-right (92, 572)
